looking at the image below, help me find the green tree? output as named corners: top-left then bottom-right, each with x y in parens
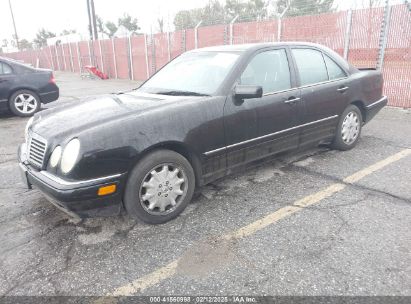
top-left (19, 39), bottom-right (33, 50)
top-left (277, 0), bottom-right (334, 17)
top-left (226, 0), bottom-right (270, 20)
top-left (118, 13), bottom-right (140, 33)
top-left (105, 21), bottom-right (118, 37)
top-left (201, 0), bottom-right (226, 25)
top-left (173, 0), bottom-right (272, 30)
top-left (33, 28), bottom-right (56, 48)
top-left (174, 9), bottom-right (200, 30)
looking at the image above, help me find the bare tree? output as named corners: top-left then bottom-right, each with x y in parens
top-left (157, 17), bottom-right (164, 33)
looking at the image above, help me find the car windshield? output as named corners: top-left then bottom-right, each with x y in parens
top-left (138, 51), bottom-right (240, 96)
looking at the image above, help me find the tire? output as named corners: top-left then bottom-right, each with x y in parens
top-left (124, 149), bottom-right (195, 224)
top-left (331, 104), bottom-right (363, 151)
top-left (9, 90), bottom-right (41, 117)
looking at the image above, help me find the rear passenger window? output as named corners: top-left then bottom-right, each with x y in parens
top-left (292, 49), bottom-right (328, 86)
top-left (240, 49), bottom-right (291, 94)
top-left (0, 62), bottom-right (13, 75)
top-left (324, 55), bottom-right (346, 80)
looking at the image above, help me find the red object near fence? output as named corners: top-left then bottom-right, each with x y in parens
top-left (84, 65), bottom-right (108, 80)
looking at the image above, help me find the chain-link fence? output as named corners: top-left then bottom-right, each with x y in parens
top-left (5, 3), bottom-right (411, 108)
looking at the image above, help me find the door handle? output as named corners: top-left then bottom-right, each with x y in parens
top-left (284, 97), bottom-right (301, 104)
top-left (337, 86), bottom-right (349, 93)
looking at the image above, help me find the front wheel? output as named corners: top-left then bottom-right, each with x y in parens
top-left (124, 149), bottom-right (195, 224)
top-left (9, 90), bottom-right (41, 117)
top-left (331, 105), bottom-right (363, 151)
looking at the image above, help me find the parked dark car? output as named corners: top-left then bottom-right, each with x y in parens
top-left (0, 57), bottom-right (59, 117)
top-left (18, 42), bottom-right (387, 224)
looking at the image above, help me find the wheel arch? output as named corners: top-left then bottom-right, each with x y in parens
top-left (350, 100), bottom-right (366, 122)
top-left (130, 141), bottom-right (203, 188)
top-left (7, 87), bottom-right (41, 105)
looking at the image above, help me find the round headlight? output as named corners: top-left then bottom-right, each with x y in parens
top-left (49, 146), bottom-right (62, 168)
top-left (25, 117), bottom-right (34, 142)
top-left (60, 139), bottom-right (80, 174)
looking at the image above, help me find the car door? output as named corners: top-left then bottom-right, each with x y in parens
top-left (290, 48), bottom-right (350, 146)
top-left (223, 48), bottom-right (302, 169)
top-left (0, 61), bottom-right (16, 107)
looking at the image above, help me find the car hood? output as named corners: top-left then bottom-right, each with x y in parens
top-left (30, 91), bottom-right (196, 139)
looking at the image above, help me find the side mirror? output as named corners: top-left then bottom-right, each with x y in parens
top-left (234, 85), bottom-right (263, 100)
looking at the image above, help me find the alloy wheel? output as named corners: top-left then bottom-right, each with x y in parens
top-left (14, 94), bottom-right (38, 114)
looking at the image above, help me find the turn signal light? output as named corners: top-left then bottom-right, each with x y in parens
top-left (98, 184), bottom-right (117, 196)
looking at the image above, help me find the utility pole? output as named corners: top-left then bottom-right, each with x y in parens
top-left (90, 0), bottom-right (98, 40)
top-left (86, 0), bottom-right (93, 40)
top-left (8, 0), bottom-right (19, 50)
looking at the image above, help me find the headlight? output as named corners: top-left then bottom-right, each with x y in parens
top-left (25, 117), bottom-right (34, 142)
top-left (60, 139), bottom-right (80, 174)
top-left (49, 146), bottom-right (62, 168)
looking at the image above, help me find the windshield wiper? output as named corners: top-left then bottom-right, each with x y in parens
top-left (155, 90), bottom-right (210, 97)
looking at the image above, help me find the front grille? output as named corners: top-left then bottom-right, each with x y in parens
top-left (28, 134), bottom-right (47, 168)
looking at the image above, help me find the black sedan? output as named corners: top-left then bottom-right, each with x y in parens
top-left (0, 57), bottom-right (59, 117)
top-left (18, 42), bottom-right (387, 224)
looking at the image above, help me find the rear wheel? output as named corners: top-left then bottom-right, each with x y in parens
top-left (331, 105), bottom-right (363, 150)
top-left (9, 90), bottom-right (41, 117)
top-left (124, 149), bottom-right (195, 224)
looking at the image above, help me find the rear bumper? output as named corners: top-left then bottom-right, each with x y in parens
top-left (365, 96), bottom-right (387, 123)
top-left (18, 144), bottom-right (125, 218)
top-left (39, 88), bottom-right (59, 104)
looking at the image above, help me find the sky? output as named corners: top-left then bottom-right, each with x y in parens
top-left (0, 0), bottom-right (405, 44)
top-left (0, 0), bottom-right (209, 42)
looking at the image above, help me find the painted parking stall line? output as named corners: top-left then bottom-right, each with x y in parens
top-left (107, 148), bottom-right (411, 296)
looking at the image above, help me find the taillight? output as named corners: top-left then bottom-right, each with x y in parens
top-left (49, 73), bottom-right (56, 84)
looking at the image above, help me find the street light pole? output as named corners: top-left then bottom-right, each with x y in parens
top-left (8, 0), bottom-right (19, 50)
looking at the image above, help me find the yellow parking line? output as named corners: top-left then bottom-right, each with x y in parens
top-left (108, 148), bottom-right (411, 296)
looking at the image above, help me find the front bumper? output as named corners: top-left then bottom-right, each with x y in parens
top-left (18, 144), bottom-right (125, 218)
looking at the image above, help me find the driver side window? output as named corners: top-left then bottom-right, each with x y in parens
top-left (240, 49), bottom-right (291, 94)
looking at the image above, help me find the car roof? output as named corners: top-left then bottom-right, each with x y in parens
top-left (189, 42), bottom-right (329, 53)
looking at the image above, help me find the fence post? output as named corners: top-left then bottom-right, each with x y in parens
top-left (98, 39), bottom-right (104, 74)
top-left (151, 33), bottom-right (156, 74)
top-left (144, 34), bottom-right (150, 79)
top-left (343, 9), bottom-right (353, 60)
top-left (112, 38), bottom-right (118, 78)
top-left (377, 2), bottom-right (392, 70)
top-left (54, 46), bottom-right (60, 71)
top-left (167, 32), bottom-right (171, 61)
top-left (76, 42), bottom-right (81, 73)
top-left (277, 6), bottom-right (289, 42)
top-left (194, 21), bottom-right (203, 49)
top-left (229, 15), bottom-right (239, 45)
top-left (87, 41), bottom-right (92, 66)
top-left (128, 35), bottom-right (134, 80)
top-left (48, 46), bottom-right (55, 70)
top-left (182, 30), bottom-right (186, 52)
top-left (61, 45), bottom-right (67, 70)
top-left (68, 43), bottom-right (74, 72)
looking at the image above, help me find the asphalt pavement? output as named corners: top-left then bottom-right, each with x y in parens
top-left (0, 72), bottom-right (410, 297)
